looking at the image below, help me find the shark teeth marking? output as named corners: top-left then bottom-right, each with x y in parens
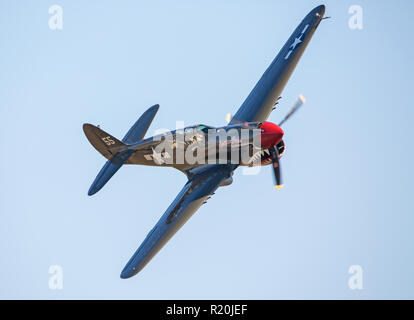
top-left (248, 151), bottom-right (263, 164)
top-left (247, 149), bottom-right (272, 164)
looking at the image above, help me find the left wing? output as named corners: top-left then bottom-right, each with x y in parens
top-left (230, 5), bottom-right (325, 124)
top-left (120, 164), bottom-right (235, 278)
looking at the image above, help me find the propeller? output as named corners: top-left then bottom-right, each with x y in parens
top-left (278, 94), bottom-right (306, 127)
top-left (270, 94), bottom-right (306, 189)
top-left (269, 145), bottom-right (283, 189)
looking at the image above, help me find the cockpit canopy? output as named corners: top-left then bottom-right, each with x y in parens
top-left (194, 124), bottom-right (213, 133)
top-left (176, 122), bottom-right (262, 136)
top-left (177, 124), bottom-right (214, 134)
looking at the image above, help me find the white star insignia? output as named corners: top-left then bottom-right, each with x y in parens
top-left (290, 35), bottom-right (303, 50)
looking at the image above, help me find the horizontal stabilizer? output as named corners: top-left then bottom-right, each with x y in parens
top-left (87, 150), bottom-right (134, 196)
top-left (84, 104), bottom-right (160, 195)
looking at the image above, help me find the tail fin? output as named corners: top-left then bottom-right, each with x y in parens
top-left (122, 104), bottom-right (159, 143)
top-left (83, 124), bottom-right (126, 159)
top-left (84, 104), bottom-right (159, 195)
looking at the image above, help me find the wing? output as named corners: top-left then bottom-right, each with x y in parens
top-left (230, 5), bottom-right (325, 124)
top-left (120, 164), bottom-right (235, 278)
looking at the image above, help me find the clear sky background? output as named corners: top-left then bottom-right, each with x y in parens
top-left (1, 0), bottom-right (413, 299)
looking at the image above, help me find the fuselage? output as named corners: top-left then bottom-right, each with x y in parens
top-left (125, 121), bottom-right (285, 170)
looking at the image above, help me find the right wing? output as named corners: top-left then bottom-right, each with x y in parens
top-left (120, 164), bottom-right (235, 278)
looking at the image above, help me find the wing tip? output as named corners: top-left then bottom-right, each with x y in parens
top-left (120, 271), bottom-right (133, 279)
top-left (150, 104), bottom-right (160, 112)
top-left (120, 266), bottom-right (140, 279)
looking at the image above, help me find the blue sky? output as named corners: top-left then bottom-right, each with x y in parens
top-left (1, 0), bottom-right (413, 299)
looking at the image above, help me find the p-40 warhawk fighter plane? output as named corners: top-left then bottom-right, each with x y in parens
top-left (84, 5), bottom-right (326, 278)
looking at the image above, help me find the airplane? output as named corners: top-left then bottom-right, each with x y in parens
top-left (83, 5), bottom-right (326, 279)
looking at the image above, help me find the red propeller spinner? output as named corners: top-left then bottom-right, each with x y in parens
top-left (259, 122), bottom-right (284, 148)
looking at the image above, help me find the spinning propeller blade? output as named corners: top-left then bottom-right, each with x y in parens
top-left (269, 145), bottom-right (283, 189)
top-left (278, 94), bottom-right (306, 126)
top-left (268, 94), bottom-right (306, 189)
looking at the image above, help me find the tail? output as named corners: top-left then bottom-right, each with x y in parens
top-left (83, 104), bottom-right (159, 195)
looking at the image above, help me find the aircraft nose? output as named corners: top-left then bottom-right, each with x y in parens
top-left (259, 122), bottom-right (284, 148)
